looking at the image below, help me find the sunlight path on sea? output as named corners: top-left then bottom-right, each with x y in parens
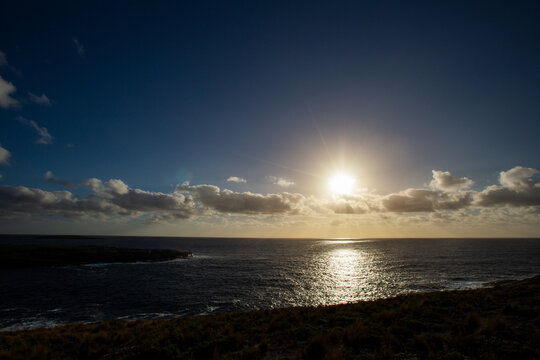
top-left (308, 242), bottom-right (379, 304)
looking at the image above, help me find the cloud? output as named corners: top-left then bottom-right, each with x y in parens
top-left (145, 212), bottom-right (197, 224)
top-left (226, 176), bottom-right (247, 183)
top-left (320, 192), bottom-right (383, 215)
top-left (383, 188), bottom-right (473, 212)
top-left (2, 167), bottom-right (539, 225)
top-left (0, 51), bottom-right (7, 66)
top-left (177, 183), bottom-right (305, 215)
top-left (430, 170), bottom-right (473, 191)
top-left (82, 177), bottom-right (106, 193)
top-left (79, 178), bottom-right (194, 218)
top-left (475, 166), bottom-right (540, 207)
top-left (380, 166), bottom-right (540, 213)
top-left (44, 171), bottom-right (77, 189)
top-left (268, 176), bottom-right (295, 187)
top-left (28, 92), bottom-right (52, 106)
top-left (0, 178), bottom-right (195, 220)
top-left (106, 179), bottom-right (129, 194)
top-left (0, 145), bottom-right (10, 165)
top-left (383, 190), bottom-right (437, 212)
top-left (18, 117), bottom-right (53, 144)
top-left (329, 200), bottom-right (368, 214)
top-left (499, 166), bottom-right (538, 192)
top-left (0, 76), bottom-right (18, 108)
top-left (0, 185), bottom-right (122, 218)
top-left (72, 37), bottom-right (86, 57)
top-left (379, 170), bottom-right (475, 213)
top-left (0, 51), bottom-right (22, 77)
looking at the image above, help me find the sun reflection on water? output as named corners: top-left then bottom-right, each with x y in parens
top-left (326, 248), bottom-right (368, 302)
top-left (328, 248), bottom-right (361, 283)
top-left (305, 245), bottom-right (381, 305)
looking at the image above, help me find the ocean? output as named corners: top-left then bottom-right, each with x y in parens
top-left (1, 235), bottom-right (539, 331)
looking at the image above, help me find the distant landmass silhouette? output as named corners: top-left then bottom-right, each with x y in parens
top-left (0, 243), bottom-right (192, 268)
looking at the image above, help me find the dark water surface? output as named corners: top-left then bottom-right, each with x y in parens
top-left (1, 235), bottom-right (539, 330)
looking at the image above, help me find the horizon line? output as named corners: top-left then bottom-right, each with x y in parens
top-left (1, 233), bottom-right (539, 240)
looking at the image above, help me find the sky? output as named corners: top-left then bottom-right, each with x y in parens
top-left (1, 1), bottom-right (540, 237)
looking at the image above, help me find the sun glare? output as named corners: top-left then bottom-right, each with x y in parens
top-left (328, 172), bottom-right (356, 195)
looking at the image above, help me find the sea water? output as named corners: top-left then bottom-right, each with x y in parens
top-left (1, 235), bottom-right (539, 330)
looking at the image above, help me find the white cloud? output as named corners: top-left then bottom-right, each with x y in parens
top-left (107, 179), bottom-right (130, 195)
top-left (499, 166), bottom-right (538, 192)
top-left (268, 176), bottom-right (295, 187)
top-left (28, 92), bottom-right (52, 106)
top-left (475, 166), bottom-right (540, 207)
top-left (72, 37), bottom-right (86, 57)
top-left (0, 145), bottom-right (10, 165)
top-left (430, 170), bottom-right (473, 191)
top-left (18, 117), bottom-right (53, 144)
top-left (82, 178), bottom-right (106, 193)
top-left (0, 76), bottom-right (18, 108)
top-left (226, 176), bottom-right (247, 183)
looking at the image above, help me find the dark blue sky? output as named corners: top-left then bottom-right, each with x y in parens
top-left (1, 1), bottom-right (540, 236)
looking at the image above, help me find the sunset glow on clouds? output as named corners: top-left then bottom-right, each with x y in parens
top-left (1, 166), bottom-right (539, 237)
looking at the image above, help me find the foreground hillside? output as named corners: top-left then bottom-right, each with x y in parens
top-left (1, 276), bottom-right (539, 359)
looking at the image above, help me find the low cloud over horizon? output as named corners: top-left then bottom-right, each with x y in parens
top-left (1, 166), bottom-right (539, 234)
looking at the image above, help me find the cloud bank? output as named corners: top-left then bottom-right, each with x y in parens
top-left (382, 189), bottom-right (473, 212)
top-left (0, 167), bottom-right (539, 225)
top-left (0, 179), bottom-right (194, 220)
top-left (177, 184), bottom-right (305, 215)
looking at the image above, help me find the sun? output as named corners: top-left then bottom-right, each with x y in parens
top-left (328, 172), bottom-right (356, 195)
